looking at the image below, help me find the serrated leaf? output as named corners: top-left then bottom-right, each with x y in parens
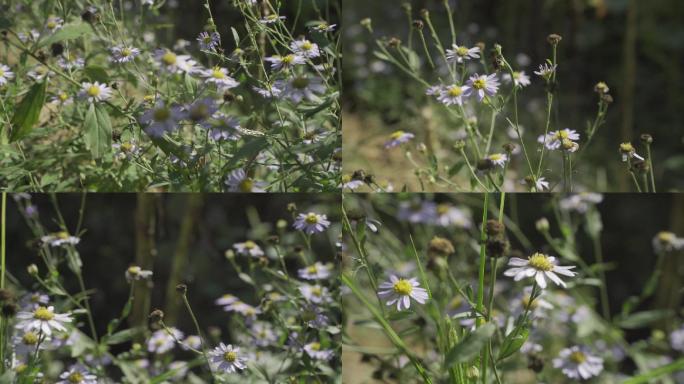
top-left (84, 103), bottom-right (112, 158)
top-left (445, 323), bottom-right (496, 366)
top-left (10, 80), bottom-right (47, 141)
top-left (39, 22), bottom-right (91, 47)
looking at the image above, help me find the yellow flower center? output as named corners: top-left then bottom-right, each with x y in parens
top-left (309, 342), bottom-right (321, 351)
top-left (22, 332), bottom-right (39, 345)
top-left (569, 351), bottom-right (586, 364)
top-left (211, 67), bottom-right (226, 79)
top-left (162, 52), bottom-right (177, 65)
top-left (657, 232), bottom-right (674, 242)
top-left (457, 46), bottom-right (469, 56)
top-left (34, 306), bottom-right (54, 321)
top-left (390, 130), bottom-right (405, 140)
top-left (341, 174), bottom-right (352, 183)
top-left (121, 48), bottom-right (132, 57)
top-left (153, 107), bottom-right (171, 122)
top-left (0, 69), bottom-right (4, 77)
top-left (311, 286), bottom-right (322, 296)
top-left (301, 41), bottom-right (313, 50)
top-left (244, 240), bottom-right (256, 249)
top-left (393, 279), bottom-right (413, 295)
top-left (281, 54), bottom-right (295, 64)
top-left (437, 204), bottom-right (450, 215)
top-left (292, 76), bottom-right (309, 89)
top-left (555, 130), bottom-right (569, 140)
top-left (223, 351), bottom-right (237, 362)
top-left (121, 142), bottom-right (133, 152)
top-left (239, 179), bottom-right (254, 192)
top-left (127, 266), bottom-right (141, 275)
top-left (619, 142), bottom-right (634, 153)
top-left (472, 78), bottom-right (486, 90)
top-left (305, 213), bottom-right (319, 224)
top-left (266, 15), bottom-right (278, 21)
top-left (47, 21), bottom-right (57, 29)
top-left (59, 93), bottom-right (69, 101)
top-left (447, 85), bottom-right (463, 97)
top-left (528, 253), bottom-right (553, 272)
top-left (307, 265), bottom-right (318, 274)
top-left (489, 153), bottom-right (503, 161)
top-left (68, 372), bottom-right (84, 383)
top-left (56, 231), bottom-right (70, 239)
top-left (87, 85), bottom-right (101, 97)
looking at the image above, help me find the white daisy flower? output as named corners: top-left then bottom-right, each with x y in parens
top-left (182, 335), bottom-right (202, 351)
top-left (15, 306), bottom-right (72, 336)
top-left (534, 63), bottom-right (557, 80)
top-left (12, 330), bottom-right (51, 356)
top-left (652, 231), bottom-right (684, 253)
top-left (341, 174), bottom-right (364, 190)
top-left (290, 39), bottom-right (320, 58)
top-left (434, 204), bottom-right (472, 228)
top-left (79, 81), bottom-right (113, 103)
top-left (50, 91), bottom-right (73, 106)
top-left (264, 54), bottom-right (305, 70)
top-left (384, 130), bottom-right (415, 149)
top-left (298, 262), bottom-right (333, 280)
top-left (197, 31), bottom-right (221, 51)
top-left (140, 101), bottom-right (182, 137)
top-left (670, 325), bottom-right (684, 352)
top-left (559, 193), bottom-right (603, 213)
top-left (210, 343), bottom-right (247, 373)
top-left (503, 71), bottom-right (531, 88)
top-left (378, 275), bottom-right (429, 311)
top-left (112, 140), bottom-right (142, 160)
top-left (225, 169), bottom-right (266, 193)
top-left (110, 46), bottom-right (141, 63)
top-left (465, 73), bottom-right (500, 101)
top-left (619, 142), bottom-right (645, 162)
top-left (45, 15), bottom-right (64, 33)
top-left (303, 341), bottom-right (333, 360)
top-left (538, 128), bottom-right (580, 151)
top-left (277, 75), bottom-right (326, 103)
top-left (41, 231), bottom-right (80, 247)
top-left (233, 240), bottom-right (264, 257)
top-left (299, 284), bottom-right (332, 304)
top-left (553, 346), bottom-right (604, 380)
top-left (293, 212), bottom-right (331, 234)
top-left (142, 0), bottom-right (154, 6)
top-left (253, 83), bottom-right (284, 98)
top-left (18, 292), bottom-right (50, 310)
top-left (487, 153), bottom-right (508, 168)
top-left (533, 177), bottom-right (549, 191)
top-left (18, 29), bottom-right (40, 44)
top-left (0, 64), bottom-right (15, 86)
top-left (57, 53), bottom-right (85, 70)
top-left (27, 65), bottom-right (51, 82)
top-left (56, 364), bottom-right (97, 384)
top-left (215, 294), bottom-right (239, 307)
top-left (250, 322), bottom-right (278, 347)
top-left (503, 252), bottom-right (576, 289)
top-left (437, 84), bottom-right (470, 106)
top-left (125, 265), bottom-right (153, 282)
top-left (260, 14), bottom-right (286, 24)
top-left (155, 49), bottom-right (197, 74)
top-left (147, 328), bottom-right (183, 354)
top-left (310, 22), bottom-right (336, 33)
top-left (445, 44), bottom-right (480, 63)
top-left (230, 302), bottom-right (261, 319)
top-left (201, 66), bottom-right (239, 90)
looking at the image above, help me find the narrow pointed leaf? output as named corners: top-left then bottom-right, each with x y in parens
top-left (10, 80), bottom-right (47, 141)
top-left (445, 323), bottom-right (496, 366)
top-left (84, 103), bottom-right (112, 158)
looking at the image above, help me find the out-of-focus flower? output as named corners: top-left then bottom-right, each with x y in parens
top-left (504, 252), bottom-right (576, 289)
top-left (378, 275), bottom-right (429, 311)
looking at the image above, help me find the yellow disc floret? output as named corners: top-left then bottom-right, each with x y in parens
top-left (528, 253), bottom-right (553, 272)
top-left (392, 279), bottom-right (413, 295)
top-left (34, 306), bottom-right (54, 321)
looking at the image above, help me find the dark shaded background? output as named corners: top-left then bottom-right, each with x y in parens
top-left (343, 0), bottom-right (684, 190)
top-left (6, 193), bottom-right (339, 345)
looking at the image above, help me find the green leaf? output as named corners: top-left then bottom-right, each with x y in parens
top-left (39, 22), bottom-right (91, 47)
top-left (106, 327), bottom-right (143, 345)
top-left (225, 137), bottom-right (269, 168)
top-left (238, 272), bottom-right (254, 285)
top-left (497, 327), bottom-right (529, 361)
top-left (10, 80), bottom-right (47, 141)
top-left (617, 309), bottom-right (672, 329)
top-left (84, 65), bottom-right (110, 83)
top-left (445, 323), bottom-right (496, 366)
top-left (84, 103), bottom-right (112, 158)
top-left (231, 27), bottom-right (240, 46)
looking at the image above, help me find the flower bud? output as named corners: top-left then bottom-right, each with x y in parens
top-left (360, 18), bottom-right (372, 30)
top-left (412, 20), bottom-right (424, 30)
top-left (547, 33), bottom-right (562, 45)
top-left (149, 309), bottom-right (164, 323)
top-left (535, 218), bottom-right (550, 232)
top-left (453, 140), bottom-right (466, 151)
top-left (176, 284), bottom-right (187, 294)
top-left (640, 134), bottom-right (653, 144)
top-left (27, 264), bottom-right (39, 276)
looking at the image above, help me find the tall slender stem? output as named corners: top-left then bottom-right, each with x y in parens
top-left (0, 192), bottom-right (5, 373)
top-left (477, 193), bottom-right (490, 382)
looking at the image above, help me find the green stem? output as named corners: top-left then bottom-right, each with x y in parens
top-left (646, 144), bottom-right (656, 192)
top-left (477, 193), bottom-right (490, 383)
top-left (0, 192), bottom-right (5, 373)
top-left (593, 235), bottom-right (611, 321)
top-left (181, 293), bottom-right (215, 379)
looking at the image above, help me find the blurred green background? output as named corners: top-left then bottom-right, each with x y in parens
top-left (342, 0), bottom-right (684, 191)
top-left (6, 193), bottom-right (339, 351)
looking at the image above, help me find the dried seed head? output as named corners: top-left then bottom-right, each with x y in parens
top-left (594, 81), bottom-right (609, 94)
top-left (502, 143), bottom-right (516, 154)
top-left (428, 236), bottom-right (455, 256)
top-left (0, 289), bottom-right (14, 302)
top-left (149, 309), bottom-right (164, 323)
top-left (175, 284), bottom-right (187, 294)
top-left (2, 303), bottom-right (17, 317)
top-left (387, 37), bottom-right (401, 48)
top-left (528, 354), bottom-right (544, 372)
top-left (547, 33), bottom-right (562, 45)
top-left (476, 158), bottom-right (495, 172)
top-left (486, 220), bottom-right (505, 237)
top-left (600, 93), bottom-right (613, 104)
top-left (640, 134), bottom-right (653, 144)
top-left (412, 20), bottom-right (424, 30)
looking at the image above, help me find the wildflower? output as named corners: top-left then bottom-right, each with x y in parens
top-left (503, 71), bottom-right (531, 88)
top-left (125, 265), bottom-right (153, 282)
top-left (435, 204), bottom-right (471, 228)
top-left (670, 326), bottom-right (684, 352)
top-left (397, 201), bottom-right (436, 224)
top-left (56, 364), bottom-right (97, 384)
top-left (140, 102), bottom-right (182, 137)
top-left (57, 53), bottom-right (85, 70)
top-left (50, 91), bottom-right (73, 106)
top-left (487, 153), bottom-right (508, 168)
top-left (41, 231), bottom-right (80, 247)
top-left (303, 341), bottom-right (334, 360)
top-left (18, 292), bottom-right (49, 310)
top-left (504, 252), bottom-right (576, 289)
top-left (594, 81), bottom-right (610, 94)
top-left (225, 169), bottom-right (266, 193)
top-left (18, 29), bottom-right (40, 44)
top-left (265, 54), bottom-right (305, 70)
top-left (298, 262), bottom-right (333, 280)
top-left (378, 275), bottom-right (429, 311)
top-left (384, 130), bottom-right (415, 148)
top-left (15, 306), bottom-right (72, 336)
top-left (110, 46), bottom-right (140, 63)
top-left (465, 73), bottom-right (500, 101)
top-left (538, 129), bottom-right (580, 151)
top-left (208, 113), bottom-right (241, 141)
top-left (147, 328), bottom-right (183, 354)
top-left (155, 49), bottom-right (197, 74)
top-left (301, 304), bottom-right (330, 329)
top-left (185, 98), bottom-right (219, 123)
top-left (278, 76), bottom-right (326, 103)
top-left (437, 84), bottom-right (469, 106)
top-left (310, 22), bottom-right (336, 33)
top-left (201, 66), bottom-right (239, 90)
top-left (112, 140), bottom-right (142, 160)
top-left (210, 343), bottom-right (247, 373)
top-left (341, 174), bottom-right (364, 190)
top-left (513, 287), bottom-right (553, 319)
top-left (652, 231), bottom-right (684, 253)
top-left (230, 302), bottom-right (261, 319)
top-left (559, 193), bottom-right (603, 213)
top-left (12, 330), bottom-right (51, 356)
top-left (619, 142), bottom-right (644, 162)
top-left (45, 15), bottom-right (64, 33)
top-left (553, 346), bottom-right (604, 380)
top-left (142, 0), bottom-right (154, 6)
top-left (250, 322), bottom-right (278, 347)
top-left (293, 212), bottom-right (331, 234)
top-left (253, 83), bottom-right (284, 98)
top-left (445, 44), bottom-right (480, 63)
top-left (299, 284), bottom-right (332, 304)
top-left (534, 63), bottom-right (557, 80)
top-left (290, 39), bottom-right (320, 58)
top-left (215, 294), bottom-right (239, 307)
top-left (79, 81), bottom-right (113, 103)
top-left (197, 31), bottom-right (221, 51)
top-left (233, 240), bottom-right (264, 257)
top-left (27, 65), bottom-right (51, 82)
top-left (525, 176), bottom-right (549, 192)
top-left (181, 335), bottom-right (202, 351)
top-left (0, 64), bottom-right (15, 86)
top-left (260, 14), bottom-right (286, 24)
